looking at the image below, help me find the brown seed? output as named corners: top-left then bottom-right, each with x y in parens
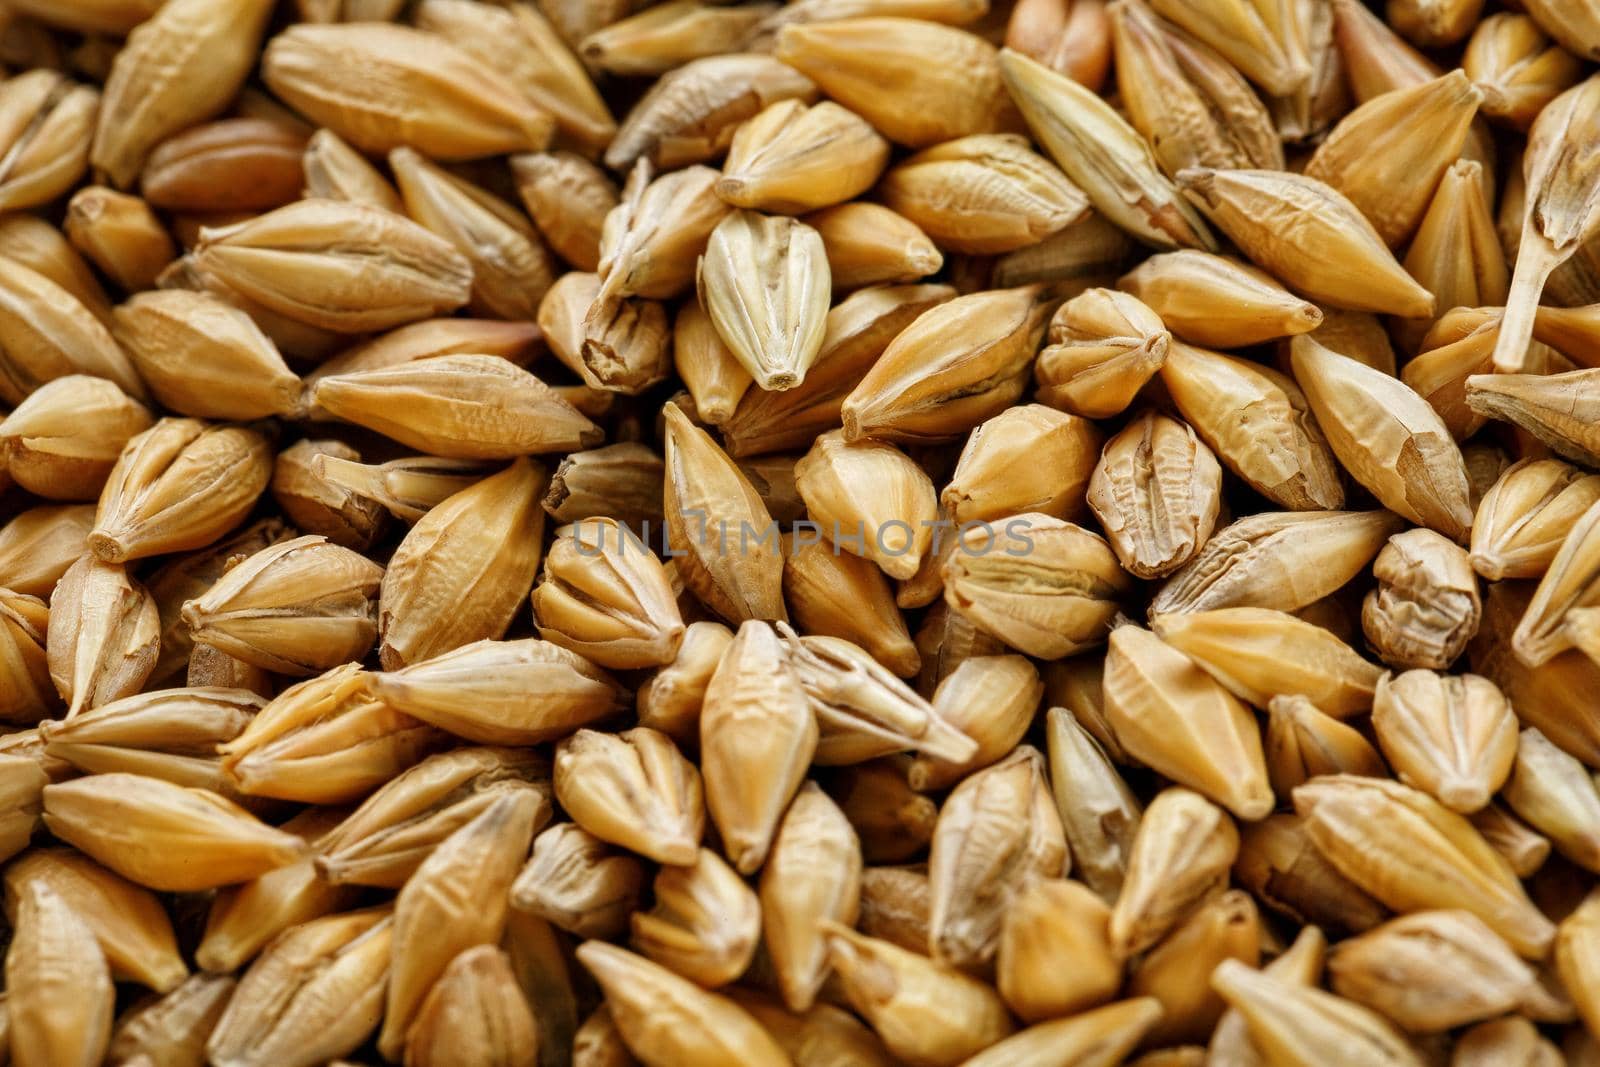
top-left (405, 944), bottom-right (540, 1067)
top-left (0, 504), bottom-right (89, 598)
top-left (577, 941), bottom-right (790, 1067)
top-left (1153, 509), bottom-right (1403, 616)
top-left (1035, 287), bottom-right (1170, 420)
top-left (378, 459), bottom-right (548, 669)
top-left (512, 151), bottom-right (618, 272)
top-left (1329, 910), bottom-right (1549, 1032)
top-left (781, 533), bottom-right (918, 678)
top-left (1397, 161), bottom-right (1508, 353)
top-left (0, 214), bottom-right (116, 329)
top-left (378, 790), bottom-right (542, 1060)
top-left (391, 147), bottom-right (556, 321)
top-left (1164, 340), bottom-right (1344, 511)
top-left (846, 284), bottom-right (1058, 442)
top-left (1110, 0), bottom-right (1284, 176)
top-left (1234, 812), bottom-right (1388, 934)
top-left (699, 621), bottom-right (816, 874)
top-left (662, 402), bottom-right (786, 623)
top-left (1264, 694), bottom-right (1387, 798)
top-left (108, 972), bottom-right (236, 1067)
top-left (193, 198), bottom-right (473, 334)
top-left (0, 252), bottom-right (148, 406)
top-left (1503, 726), bottom-right (1600, 873)
top-left (370, 638), bottom-right (626, 747)
top-left (1514, 497), bottom-right (1600, 666)
top-left (880, 133), bottom-right (1090, 254)
top-left (263, 22), bottom-right (553, 159)
top-left (1303, 71), bottom-right (1484, 247)
top-left (1132, 889), bottom-right (1261, 1046)
top-left (90, 419), bottom-right (272, 564)
top-left (43, 772), bottom-right (308, 892)
top-left (1111, 786), bottom-right (1239, 957)
top-left (47, 554), bottom-right (159, 717)
top-left (943, 514), bottom-right (1130, 660)
top-left (113, 289), bottom-right (302, 420)
top-left (1207, 924), bottom-right (1326, 1066)
top-left (1291, 336), bottom-right (1473, 539)
top-left (588, 0), bottom-right (772, 74)
top-left (1470, 458), bottom-right (1600, 580)
top-left (607, 53), bottom-right (817, 171)
top-left (1293, 774), bottom-right (1555, 958)
top-left (0, 375), bottom-right (152, 502)
top-left (554, 727), bottom-right (704, 867)
top-left (1210, 958), bottom-right (1425, 1067)
top-left (1045, 705), bottom-right (1141, 899)
top-left (179, 535), bottom-right (382, 677)
top-left (41, 683), bottom-right (257, 792)
top-left (4, 847), bottom-right (186, 993)
top-left (997, 878), bottom-right (1120, 1022)
top-left (1556, 890), bottom-right (1600, 1042)
top-left (6, 880), bottom-right (114, 1067)
top-left (1400, 307), bottom-right (1503, 440)
top-left (927, 745), bottom-right (1066, 968)
top-left (544, 443), bottom-right (665, 532)
top-left (1154, 607), bottom-right (1382, 717)
top-left (821, 920), bottom-right (1015, 1067)
top-left (206, 906), bottom-right (393, 1067)
top-left (1372, 671), bottom-right (1517, 814)
top-left (1470, 581), bottom-right (1600, 767)
top-left (532, 519), bottom-right (685, 671)
top-left (1178, 167), bottom-right (1433, 316)
top-left (631, 846), bottom-right (760, 988)
top-left (1105, 625), bottom-right (1273, 819)
top-left (965, 998), bottom-right (1164, 1067)
top-left (1119, 250), bottom-right (1321, 350)
top-left (698, 210), bottom-right (831, 391)
top-left (718, 98), bottom-right (889, 214)
top-left (415, 0), bottom-right (615, 158)
top-left (1467, 368), bottom-right (1600, 468)
top-left (140, 117), bottom-right (306, 214)
top-left (301, 127), bottom-right (403, 213)
top-left (92, 0), bottom-right (277, 188)
top-left (1089, 411), bottom-right (1222, 580)
top-left (513, 822), bottom-right (645, 941)
top-left (806, 201), bottom-right (944, 291)
top-left (1001, 47), bottom-right (1216, 250)
top-left (778, 19), bottom-right (1009, 149)
top-left (1363, 529), bottom-right (1482, 669)
top-left (1465, 13), bottom-right (1584, 129)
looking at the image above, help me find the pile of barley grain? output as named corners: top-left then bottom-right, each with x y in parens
top-left (1, 0), bottom-right (1600, 1064)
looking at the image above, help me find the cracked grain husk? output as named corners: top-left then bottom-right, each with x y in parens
top-left (1363, 529), bottom-right (1482, 669)
top-left (1089, 410), bottom-right (1222, 580)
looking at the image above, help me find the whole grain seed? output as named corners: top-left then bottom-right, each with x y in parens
top-left (3, 6), bottom-right (1599, 1064)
